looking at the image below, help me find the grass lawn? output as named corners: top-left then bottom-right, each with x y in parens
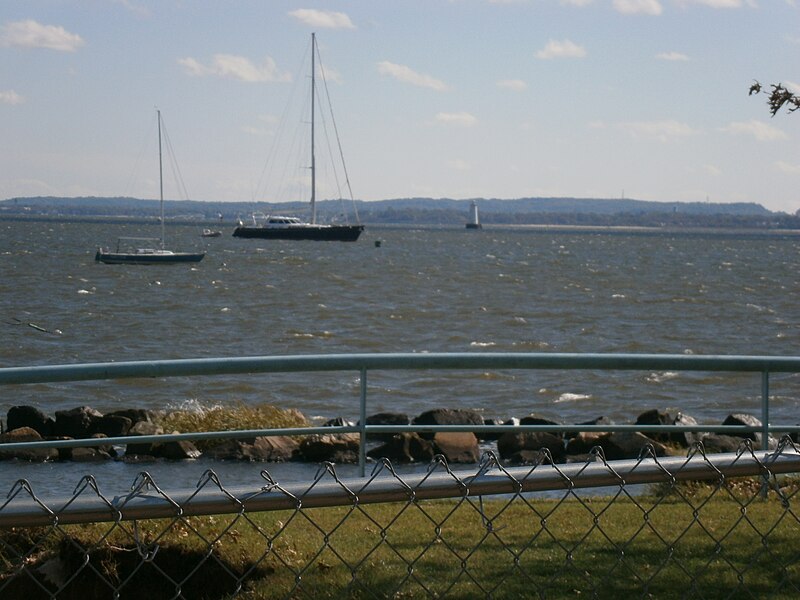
top-left (2, 477), bottom-right (799, 599)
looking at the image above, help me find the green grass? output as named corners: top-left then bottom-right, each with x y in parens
top-left (2, 477), bottom-right (799, 599)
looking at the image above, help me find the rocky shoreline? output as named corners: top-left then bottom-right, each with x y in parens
top-left (0, 405), bottom-right (789, 466)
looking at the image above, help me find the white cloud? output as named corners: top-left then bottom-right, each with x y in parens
top-left (0, 90), bottom-right (24, 105)
top-left (0, 20), bottom-right (84, 52)
top-left (614, 0), bottom-right (663, 14)
top-left (703, 164), bottom-right (723, 176)
top-left (535, 39), bottom-right (586, 59)
top-left (620, 119), bottom-right (699, 141)
top-left (776, 161), bottom-right (800, 174)
top-left (560, 0), bottom-right (595, 5)
top-left (288, 9), bottom-right (355, 29)
top-left (656, 51), bottom-right (690, 61)
top-left (721, 120), bottom-right (788, 141)
top-left (497, 79), bottom-right (527, 91)
top-left (377, 61), bottom-right (448, 91)
top-left (786, 81), bottom-right (800, 94)
top-left (436, 112), bottom-right (478, 126)
top-left (178, 54), bottom-right (291, 83)
top-left (446, 159), bottom-right (470, 171)
top-left (674, 0), bottom-right (747, 7)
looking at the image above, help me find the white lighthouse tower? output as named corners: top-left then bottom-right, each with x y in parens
top-left (466, 201), bottom-right (482, 229)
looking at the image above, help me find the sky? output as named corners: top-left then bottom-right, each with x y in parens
top-left (1, 0), bottom-right (799, 213)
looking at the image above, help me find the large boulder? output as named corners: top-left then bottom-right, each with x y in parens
top-left (565, 416), bottom-right (614, 441)
top-left (412, 408), bottom-right (484, 440)
top-left (6, 405), bottom-right (55, 437)
top-left (635, 409), bottom-right (699, 446)
top-left (298, 433), bottom-right (360, 463)
top-left (497, 431), bottom-right (566, 463)
top-left (207, 436), bottom-right (299, 462)
top-left (432, 432), bottom-right (480, 463)
top-left (520, 414), bottom-right (563, 438)
top-left (367, 433), bottom-right (435, 463)
top-left (0, 427), bottom-right (59, 462)
top-left (91, 414), bottom-right (132, 438)
top-left (721, 413), bottom-right (777, 450)
top-left (362, 412), bottom-right (411, 441)
top-left (105, 408), bottom-right (154, 426)
top-left (597, 432), bottom-right (669, 461)
top-left (124, 421), bottom-right (164, 457)
top-left (54, 406), bottom-right (102, 439)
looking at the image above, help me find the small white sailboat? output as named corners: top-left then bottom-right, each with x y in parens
top-left (96, 110), bottom-right (205, 264)
top-left (232, 33), bottom-right (364, 242)
top-left (466, 200), bottom-right (482, 229)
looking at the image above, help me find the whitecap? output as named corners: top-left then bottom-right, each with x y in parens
top-left (470, 341), bottom-right (497, 348)
top-left (646, 371), bottom-right (679, 384)
top-left (555, 392), bottom-right (592, 403)
top-left (220, 307), bottom-right (230, 312)
top-left (77, 289), bottom-right (93, 295)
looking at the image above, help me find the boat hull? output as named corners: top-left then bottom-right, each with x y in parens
top-left (232, 224), bottom-right (364, 242)
top-left (95, 250), bottom-right (205, 265)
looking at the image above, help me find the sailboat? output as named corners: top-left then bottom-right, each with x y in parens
top-left (232, 34), bottom-right (364, 242)
top-left (466, 200), bottom-right (482, 229)
top-left (95, 110), bottom-right (206, 265)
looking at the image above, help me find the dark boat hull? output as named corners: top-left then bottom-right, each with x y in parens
top-left (465, 223), bottom-right (482, 229)
top-left (95, 250), bottom-right (206, 265)
top-left (232, 224), bottom-right (364, 241)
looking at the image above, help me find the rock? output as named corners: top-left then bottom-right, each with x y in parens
top-left (720, 413), bottom-right (777, 450)
top-left (7, 405), bottom-right (55, 437)
top-left (324, 417), bottom-right (355, 428)
top-left (412, 408), bottom-right (484, 440)
top-left (362, 412), bottom-right (411, 441)
top-left (698, 433), bottom-right (743, 454)
top-left (0, 427), bottom-right (59, 462)
top-left (564, 416), bottom-right (614, 440)
top-left (497, 431), bottom-right (566, 463)
top-left (152, 439), bottom-right (201, 460)
top-left (105, 408), bottom-right (154, 426)
top-left (432, 432), bottom-right (480, 463)
top-left (506, 449), bottom-right (555, 466)
top-left (54, 406), bottom-right (102, 439)
top-left (367, 433), bottom-right (435, 463)
top-left (91, 415), bottom-right (132, 438)
top-left (480, 417), bottom-right (519, 442)
top-left (597, 432), bottom-right (668, 460)
top-left (124, 421), bottom-right (164, 457)
top-left (566, 431), bottom-right (605, 455)
top-left (207, 436), bottom-right (299, 462)
top-left (298, 433), bottom-right (360, 463)
top-left (635, 409), bottom-right (699, 446)
top-left (520, 414), bottom-right (563, 438)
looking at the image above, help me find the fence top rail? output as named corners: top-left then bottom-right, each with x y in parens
top-left (1, 352), bottom-right (800, 386)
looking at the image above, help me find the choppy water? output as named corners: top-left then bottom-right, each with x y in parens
top-left (2, 219), bottom-right (799, 494)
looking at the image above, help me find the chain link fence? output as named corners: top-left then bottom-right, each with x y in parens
top-left (2, 438), bottom-right (800, 599)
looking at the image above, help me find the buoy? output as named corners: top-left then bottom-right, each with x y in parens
top-left (374, 240), bottom-right (382, 247)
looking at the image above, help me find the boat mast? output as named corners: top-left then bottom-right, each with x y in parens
top-left (157, 109), bottom-right (165, 249)
top-left (310, 33), bottom-right (317, 225)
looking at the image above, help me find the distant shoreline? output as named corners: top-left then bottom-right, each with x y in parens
top-left (3, 213), bottom-right (800, 237)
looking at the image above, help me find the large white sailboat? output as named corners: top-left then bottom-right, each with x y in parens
top-left (95, 110), bottom-right (205, 265)
top-left (232, 33), bottom-right (364, 242)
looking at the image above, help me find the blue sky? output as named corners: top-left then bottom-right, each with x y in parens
top-left (1, 0), bottom-right (799, 212)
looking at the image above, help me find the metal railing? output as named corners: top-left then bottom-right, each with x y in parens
top-left (3, 353), bottom-right (800, 597)
top-left (2, 353), bottom-right (800, 476)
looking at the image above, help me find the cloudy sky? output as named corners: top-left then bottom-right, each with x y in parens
top-left (1, 0), bottom-right (799, 212)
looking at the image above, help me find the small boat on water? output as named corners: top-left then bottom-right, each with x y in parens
top-left (201, 229), bottom-right (222, 238)
top-left (466, 201), bottom-right (482, 229)
top-left (232, 33), bottom-right (364, 243)
top-left (96, 110), bottom-right (205, 265)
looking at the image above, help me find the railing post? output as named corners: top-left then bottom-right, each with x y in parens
top-left (761, 370), bottom-right (770, 452)
top-left (359, 366), bottom-right (367, 477)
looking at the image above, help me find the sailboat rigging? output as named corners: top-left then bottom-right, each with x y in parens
top-left (232, 33), bottom-right (364, 242)
top-left (95, 110), bottom-right (205, 264)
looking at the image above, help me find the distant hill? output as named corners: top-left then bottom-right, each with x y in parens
top-left (1, 195), bottom-right (797, 230)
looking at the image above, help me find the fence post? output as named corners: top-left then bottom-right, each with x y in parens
top-left (761, 370), bottom-right (770, 452)
top-left (359, 366), bottom-right (367, 477)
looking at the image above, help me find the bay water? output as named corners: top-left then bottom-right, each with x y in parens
top-left (2, 220), bottom-right (799, 495)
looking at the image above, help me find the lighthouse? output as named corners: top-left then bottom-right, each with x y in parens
top-left (466, 201), bottom-right (482, 229)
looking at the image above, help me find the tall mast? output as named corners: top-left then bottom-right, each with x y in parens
top-left (310, 33), bottom-right (317, 225)
top-left (157, 109), bottom-right (165, 249)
